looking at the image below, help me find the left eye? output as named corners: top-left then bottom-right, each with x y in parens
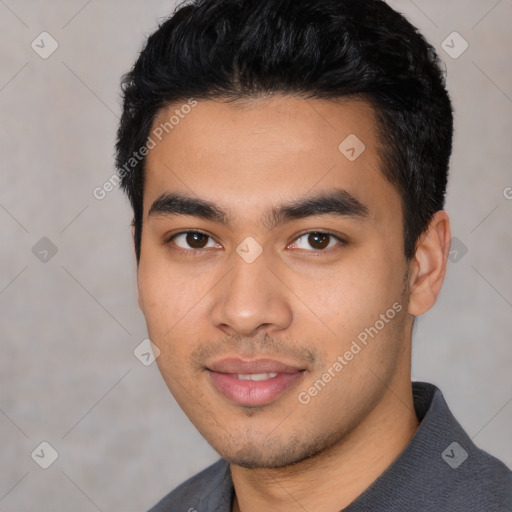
top-left (290, 232), bottom-right (342, 251)
top-left (171, 231), bottom-right (219, 250)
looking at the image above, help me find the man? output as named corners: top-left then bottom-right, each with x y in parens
top-left (116, 0), bottom-right (512, 510)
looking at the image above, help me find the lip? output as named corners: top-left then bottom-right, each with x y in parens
top-left (207, 358), bottom-right (305, 407)
top-left (208, 358), bottom-right (302, 374)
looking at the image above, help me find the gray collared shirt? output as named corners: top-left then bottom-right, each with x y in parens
top-left (148, 382), bottom-right (512, 511)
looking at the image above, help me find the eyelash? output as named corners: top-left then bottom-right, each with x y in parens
top-left (165, 230), bottom-right (346, 255)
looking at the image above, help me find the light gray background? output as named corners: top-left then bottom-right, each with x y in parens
top-left (1, 0), bottom-right (511, 510)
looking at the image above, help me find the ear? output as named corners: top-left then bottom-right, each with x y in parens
top-left (131, 223), bottom-right (144, 311)
top-left (407, 211), bottom-right (451, 317)
top-left (130, 223), bottom-right (139, 263)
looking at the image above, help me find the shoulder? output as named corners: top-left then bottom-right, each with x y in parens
top-left (441, 446), bottom-right (512, 510)
top-left (348, 383), bottom-right (512, 511)
top-left (147, 459), bottom-right (232, 512)
top-left (414, 383), bottom-right (512, 510)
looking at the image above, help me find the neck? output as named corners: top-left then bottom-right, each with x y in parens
top-left (231, 378), bottom-right (419, 512)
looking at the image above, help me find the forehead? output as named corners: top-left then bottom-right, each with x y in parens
top-left (143, 95), bottom-right (400, 224)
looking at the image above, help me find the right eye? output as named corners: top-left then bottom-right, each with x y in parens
top-left (168, 231), bottom-right (221, 251)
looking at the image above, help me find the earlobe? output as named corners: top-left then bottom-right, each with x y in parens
top-left (407, 211), bottom-right (451, 317)
top-left (136, 269), bottom-right (145, 313)
top-left (131, 223), bottom-right (144, 312)
top-left (130, 223), bottom-right (136, 252)
top-left (137, 283), bottom-right (144, 312)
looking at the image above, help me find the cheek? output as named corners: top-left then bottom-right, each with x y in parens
top-left (137, 255), bottom-right (217, 362)
top-left (138, 250), bottom-right (206, 316)
top-left (137, 264), bottom-right (180, 350)
top-left (292, 251), bottom-right (406, 360)
top-left (313, 262), bottom-right (401, 325)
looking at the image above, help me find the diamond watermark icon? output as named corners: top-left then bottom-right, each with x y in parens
top-left (134, 338), bottom-right (161, 366)
top-left (441, 32), bottom-right (468, 59)
top-left (236, 236), bottom-right (263, 263)
top-left (448, 237), bottom-right (468, 263)
top-left (31, 441), bottom-right (59, 469)
top-left (31, 32), bottom-right (59, 59)
top-left (32, 237), bottom-right (58, 263)
top-left (442, 441), bottom-right (468, 469)
top-left (338, 134), bottom-right (366, 161)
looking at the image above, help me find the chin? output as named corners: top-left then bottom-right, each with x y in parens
top-left (212, 431), bottom-right (339, 470)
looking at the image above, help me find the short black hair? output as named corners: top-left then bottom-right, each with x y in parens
top-left (116, 0), bottom-right (453, 263)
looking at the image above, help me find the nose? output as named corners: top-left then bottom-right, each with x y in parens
top-left (210, 251), bottom-right (293, 338)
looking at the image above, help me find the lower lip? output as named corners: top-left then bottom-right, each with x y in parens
top-left (208, 371), bottom-right (304, 407)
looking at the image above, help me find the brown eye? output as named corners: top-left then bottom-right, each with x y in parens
top-left (186, 232), bottom-right (209, 248)
top-left (290, 231), bottom-right (343, 251)
top-left (308, 232), bottom-right (331, 250)
top-left (171, 231), bottom-right (218, 250)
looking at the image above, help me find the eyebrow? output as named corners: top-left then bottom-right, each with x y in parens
top-left (148, 189), bottom-right (369, 230)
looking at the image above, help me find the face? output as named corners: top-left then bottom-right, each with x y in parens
top-left (137, 95), bottom-right (413, 468)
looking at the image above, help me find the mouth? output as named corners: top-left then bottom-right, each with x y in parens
top-left (206, 358), bottom-right (306, 407)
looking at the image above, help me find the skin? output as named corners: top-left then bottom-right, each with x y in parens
top-left (136, 95), bottom-right (451, 511)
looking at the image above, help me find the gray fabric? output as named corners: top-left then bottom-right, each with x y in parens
top-left (148, 382), bottom-right (512, 511)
